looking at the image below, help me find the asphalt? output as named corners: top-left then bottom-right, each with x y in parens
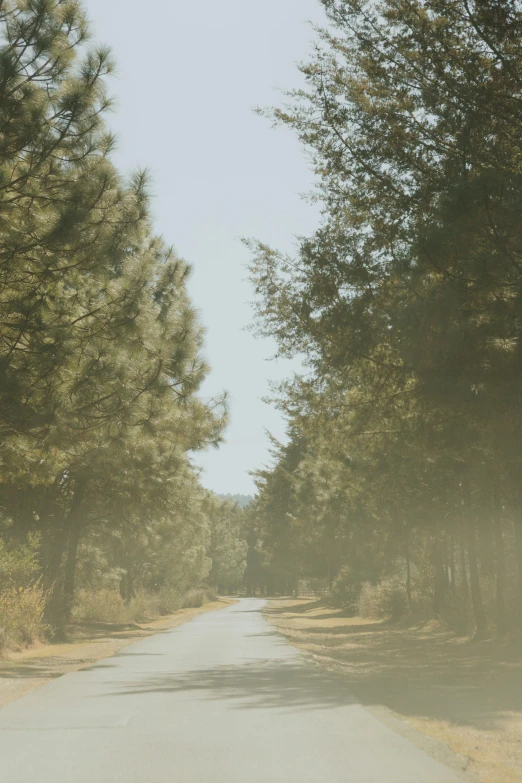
top-left (0, 598), bottom-right (467, 782)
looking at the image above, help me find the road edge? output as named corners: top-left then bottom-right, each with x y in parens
top-left (0, 598), bottom-right (235, 710)
top-left (262, 604), bottom-right (479, 783)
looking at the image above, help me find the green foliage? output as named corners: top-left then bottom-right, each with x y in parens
top-left (0, 0), bottom-right (243, 638)
top-left (331, 567), bottom-right (361, 615)
top-left (0, 534), bottom-right (41, 591)
top-left (217, 494), bottom-right (254, 509)
top-left (358, 579), bottom-right (409, 622)
top-left (0, 584), bottom-right (47, 649)
top-left (72, 589), bottom-right (132, 625)
top-left (248, 0), bottom-right (522, 637)
top-left (207, 496), bottom-right (247, 591)
top-left (156, 586), bottom-right (183, 615)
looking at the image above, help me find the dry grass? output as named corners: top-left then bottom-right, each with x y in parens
top-left (0, 583), bottom-right (47, 649)
top-left (182, 587), bottom-right (218, 608)
top-left (266, 598), bottom-right (522, 783)
top-left (71, 586), bottom-right (217, 626)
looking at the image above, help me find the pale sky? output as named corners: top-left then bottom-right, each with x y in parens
top-left (85, 0), bottom-right (322, 495)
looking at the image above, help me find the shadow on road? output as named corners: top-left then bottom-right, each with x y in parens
top-left (103, 659), bottom-right (358, 713)
top-left (264, 600), bottom-right (522, 733)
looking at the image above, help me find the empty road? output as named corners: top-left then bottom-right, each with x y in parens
top-left (0, 599), bottom-right (467, 782)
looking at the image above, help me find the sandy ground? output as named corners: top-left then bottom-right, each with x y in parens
top-left (0, 599), bottom-right (232, 710)
top-left (266, 598), bottom-right (522, 783)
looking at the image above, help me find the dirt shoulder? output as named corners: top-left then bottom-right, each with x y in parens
top-left (0, 599), bottom-right (233, 710)
top-left (266, 598), bottom-right (522, 783)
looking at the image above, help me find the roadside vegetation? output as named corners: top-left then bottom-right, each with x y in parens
top-left (268, 598), bottom-right (522, 783)
top-left (245, 0), bottom-right (522, 641)
top-left (0, 0), bottom-right (247, 651)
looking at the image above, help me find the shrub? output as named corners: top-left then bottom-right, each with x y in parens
top-left (157, 586), bottom-right (182, 615)
top-left (126, 591), bottom-right (156, 623)
top-left (181, 587), bottom-right (216, 608)
top-left (72, 589), bottom-right (129, 624)
top-left (358, 577), bottom-right (408, 620)
top-left (203, 586), bottom-right (218, 602)
top-left (0, 583), bottom-right (47, 649)
top-left (73, 589), bottom-right (163, 624)
top-left (182, 588), bottom-right (206, 608)
top-left (331, 566), bottom-right (361, 615)
top-left (71, 585), bottom-right (217, 626)
top-left (0, 533), bottom-right (41, 592)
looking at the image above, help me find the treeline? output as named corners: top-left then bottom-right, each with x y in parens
top-left (247, 0), bottom-right (522, 637)
top-left (0, 0), bottom-right (245, 645)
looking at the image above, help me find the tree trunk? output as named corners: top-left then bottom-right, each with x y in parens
top-left (433, 539), bottom-right (447, 621)
top-left (513, 516), bottom-right (522, 628)
top-left (327, 558), bottom-right (332, 593)
top-left (448, 534), bottom-right (457, 602)
top-left (494, 515), bottom-right (507, 637)
top-left (45, 476), bottom-right (86, 629)
top-left (506, 466), bottom-right (522, 628)
top-left (405, 532), bottom-right (412, 611)
top-left (42, 530), bottom-right (69, 595)
top-left (492, 482), bottom-right (508, 637)
top-left (62, 515), bottom-right (81, 622)
top-left (456, 528), bottom-right (470, 636)
top-left (459, 531), bottom-right (469, 601)
top-left (467, 521), bottom-right (488, 638)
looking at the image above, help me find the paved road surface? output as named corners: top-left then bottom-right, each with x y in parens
top-left (0, 599), bottom-right (466, 782)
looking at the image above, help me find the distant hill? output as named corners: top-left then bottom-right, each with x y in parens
top-left (218, 493), bottom-right (254, 509)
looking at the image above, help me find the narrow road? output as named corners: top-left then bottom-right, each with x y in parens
top-left (0, 599), bottom-right (466, 782)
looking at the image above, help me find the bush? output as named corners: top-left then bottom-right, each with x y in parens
top-left (0, 534), bottom-right (41, 592)
top-left (331, 566), bottom-right (361, 615)
top-left (182, 588), bottom-right (206, 608)
top-left (73, 589), bottom-right (162, 624)
top-left (72, 589), bottom-right (129, 624)
top-left (358, 577), bottom-right (408, 620)
top-left (71, 585), bottom-right (217, 626)
top-left (126, 592), bottom-right (156, 623)
top-left (156, 586), bottom-right (182, 615)
top-left (203, 586), bottom-right (218, 602)
top-left (0, 583), bottom-right (47, 649)
top-left (181, 587), bottom-right (216, 608)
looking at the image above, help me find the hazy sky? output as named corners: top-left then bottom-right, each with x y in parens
top-left (85, 0), bottom-right (323, 495)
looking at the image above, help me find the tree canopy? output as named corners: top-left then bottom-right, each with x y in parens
top-left (248, 0), bottom-right (522, 636)
top-left (0, 0), bottom-right (246, 635)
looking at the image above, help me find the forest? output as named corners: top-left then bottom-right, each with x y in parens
top-left (3, 0), bottom-right (522, 652)
top-left (244, 0), bottom-right (522, 638)
top-left (0, 0), bottom-right (247, 647)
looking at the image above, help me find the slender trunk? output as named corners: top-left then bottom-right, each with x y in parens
top-left (457, 529), bottom-right (470, 635)
top-left (447, 531), bottom-right (458, 631)
top-left (42, 531), bottom-right (69, 595)
top-left (405, 532), bottom-right (412, 611)
top-left (459, 531), bottom-right (470, 601)
top-left (433, 539), bottom-right (447, 620)
top-left (45, 477), bottom-right (86, 628)
top-left (491, 481), bottom-right (508, 637)
top-left (513, 517), bottom-right (522, 627)
top-left (467, 520), bottom-right (488, 638)
top-left (62, 517), bottom-right (81, 622)
top-left (494, 515), bottom-right (507, 637)
top-left (120, 568), bottom-right (135, 604)
top-left (448, 534), bottom-right (457, 602)
top-left (506, 467), bottom-right (522, 628)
